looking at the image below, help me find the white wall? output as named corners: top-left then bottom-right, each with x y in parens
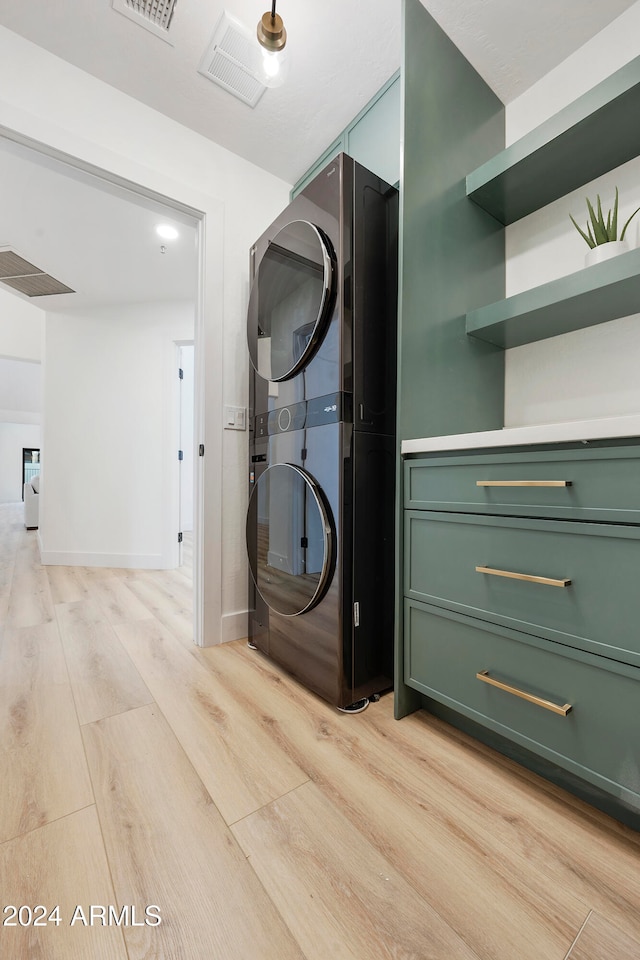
top-left (0, 357), bottom-right (42, 424)
top-left (504, 2), bottom-right (640, 427)
top-left (0, 25), bottom-right (291, 642)
top-left (0, 286), bottom-right (44, 363)
top-left (40, 302), bottom-right (193, 567)
top-left (0, 422), bottom-right (40, 502)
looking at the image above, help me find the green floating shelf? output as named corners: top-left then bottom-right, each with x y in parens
top-left (466, 246), bottom-right (640, 349)
top-left (466, 55), bottom-right (640, 225)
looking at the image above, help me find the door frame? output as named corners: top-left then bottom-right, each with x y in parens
top-left (0, 123), bottom-right (211, 646)
top-left (175, 340), bottom-right (195, 567)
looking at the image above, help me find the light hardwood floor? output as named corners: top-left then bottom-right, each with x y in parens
top-left (1, 501), bottom-right (639, 960)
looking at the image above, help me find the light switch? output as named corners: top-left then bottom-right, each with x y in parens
top-left (224, 405), bottom-right (247, 430)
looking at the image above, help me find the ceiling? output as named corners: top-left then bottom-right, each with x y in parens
top-left (0, 137), bottom-right (198, 312)
top-left (0, 0), bottom-right (636, 185)
top-left (0, 0), bottom-right (636, 316)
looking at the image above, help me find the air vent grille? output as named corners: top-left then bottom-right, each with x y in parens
top-left (198, 12), bottom-right (266, 108)
top-left (132, 0), bottom-right (177, 30)
top-left (217, 18), bottom-right (258, 64)
top-left (0, 249), bottom-right (75, 298)
top-left (0, 251), bottom-right (39, 279)
top-left (112, 0), bottom-right (177, 44)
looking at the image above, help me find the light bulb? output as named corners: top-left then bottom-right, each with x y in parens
top-left (256, 45), bottom-right (290, 88)
top-left (262, 50), bottom-right (280, 78)
top-left (256, 5), bottom-right (289, 88)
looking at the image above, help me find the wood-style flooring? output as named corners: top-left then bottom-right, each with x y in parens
top-left (1, 500), bottom-right (639, 959)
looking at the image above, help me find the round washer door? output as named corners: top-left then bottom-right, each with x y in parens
top-left (247, 220), bottom-right (335, 382)
top-left (246, 463), bottom-right (334, 617)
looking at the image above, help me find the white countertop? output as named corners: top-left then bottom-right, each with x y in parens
top-left (401, 414), bottom-right (640, 455)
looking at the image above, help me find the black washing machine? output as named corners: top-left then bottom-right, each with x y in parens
top-left (247, 154), bottom-right (398, 709)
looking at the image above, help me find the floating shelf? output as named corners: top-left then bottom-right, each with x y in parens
top-left (466, 246), bottom-right (640, 349)
top-left (466, 55), bottom-right (640, 225)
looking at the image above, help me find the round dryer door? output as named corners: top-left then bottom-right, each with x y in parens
top-left (247, 220), bottom-right (335, 382)
top-left (246, 463), bottom-right (334, 617)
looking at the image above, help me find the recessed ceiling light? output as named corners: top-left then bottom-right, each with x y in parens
top-left (156, 224), bottom-right (179, 240)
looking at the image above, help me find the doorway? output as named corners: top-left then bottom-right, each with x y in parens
top-left (0, 131), bottom-right (206, 644)
top-left (21, 447), bottom-right (40, 498)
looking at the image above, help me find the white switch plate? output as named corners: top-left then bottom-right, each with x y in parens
top-left (224, 405), bottom-right (246, 430)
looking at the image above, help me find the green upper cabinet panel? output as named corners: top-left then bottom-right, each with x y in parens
top-left (291, 72), bottom-right (400, 199)
top-left (466, 54), bottom-right (640, 225)
top-left (346, 74), bottom-right (401, 187)
top-left (398, 0), bottom-right (505, 443)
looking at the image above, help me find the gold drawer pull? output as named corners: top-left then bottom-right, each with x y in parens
top-left (476, 480), bottom-right (571, 487)
top-left (477, 670), bottom-right (572, 716)
top-left (475, 565), bottom-right (571, 588)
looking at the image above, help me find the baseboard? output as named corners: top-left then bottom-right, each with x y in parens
top-left (40, 550), bottom-right (165, 569)
top-left (220, 610), bottom-right (249, 644)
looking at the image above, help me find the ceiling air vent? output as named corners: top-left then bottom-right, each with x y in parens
top-left (198, 12), bottom-right (266, 108)
top-left (111, 0), bottom-right (177, 45)
top-left (0, 249), bottom-right (75, 298)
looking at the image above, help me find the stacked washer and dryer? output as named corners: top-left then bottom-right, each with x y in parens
top-left (246, 154), bottom-right (398, 710)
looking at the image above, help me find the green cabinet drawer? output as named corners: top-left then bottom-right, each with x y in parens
top-left (404, 599), bottom-right (640, 812)
top-left (405, 510), bottom-right (640, 666)
top-left (405, 442), bottom-right (640, 522)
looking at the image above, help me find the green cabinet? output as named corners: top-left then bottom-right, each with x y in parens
top-left (404, 599), bottom-right (640, 811)
top-left (401, 440), bottom-right (640, 825)
top-left (291, 73), bottom-right (400, 199)
top-left (395, 0), bottom-right (506, 721)
top-left (395, 0), bottom-right (640, 827)
top-left (405, 509), bottom-right (640, 666)
top-left (405, 442), bottom-right (640, 522)
top-left (346, 74), bottom-right (400, 188)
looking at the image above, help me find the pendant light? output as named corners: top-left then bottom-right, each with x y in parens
top-left (256, 1), bottom-right (290, 88)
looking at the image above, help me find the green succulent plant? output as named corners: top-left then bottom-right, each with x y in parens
top-left (570, 187), bottom-right (640, 249)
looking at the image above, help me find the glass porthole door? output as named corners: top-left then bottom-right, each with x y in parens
top-left (247, 220), bottom-right (335, 382)
top-left (246, 463), bottom-right (334, 617)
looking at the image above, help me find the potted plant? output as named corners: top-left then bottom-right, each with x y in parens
top-left (570, 187), bottom-right (640, 266)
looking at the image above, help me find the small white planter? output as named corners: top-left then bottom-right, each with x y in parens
top-left (585, 240), bottom-right (630, 267)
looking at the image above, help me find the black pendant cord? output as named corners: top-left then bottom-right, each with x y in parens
top-left (271, 0), bottom-right (276, 19)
